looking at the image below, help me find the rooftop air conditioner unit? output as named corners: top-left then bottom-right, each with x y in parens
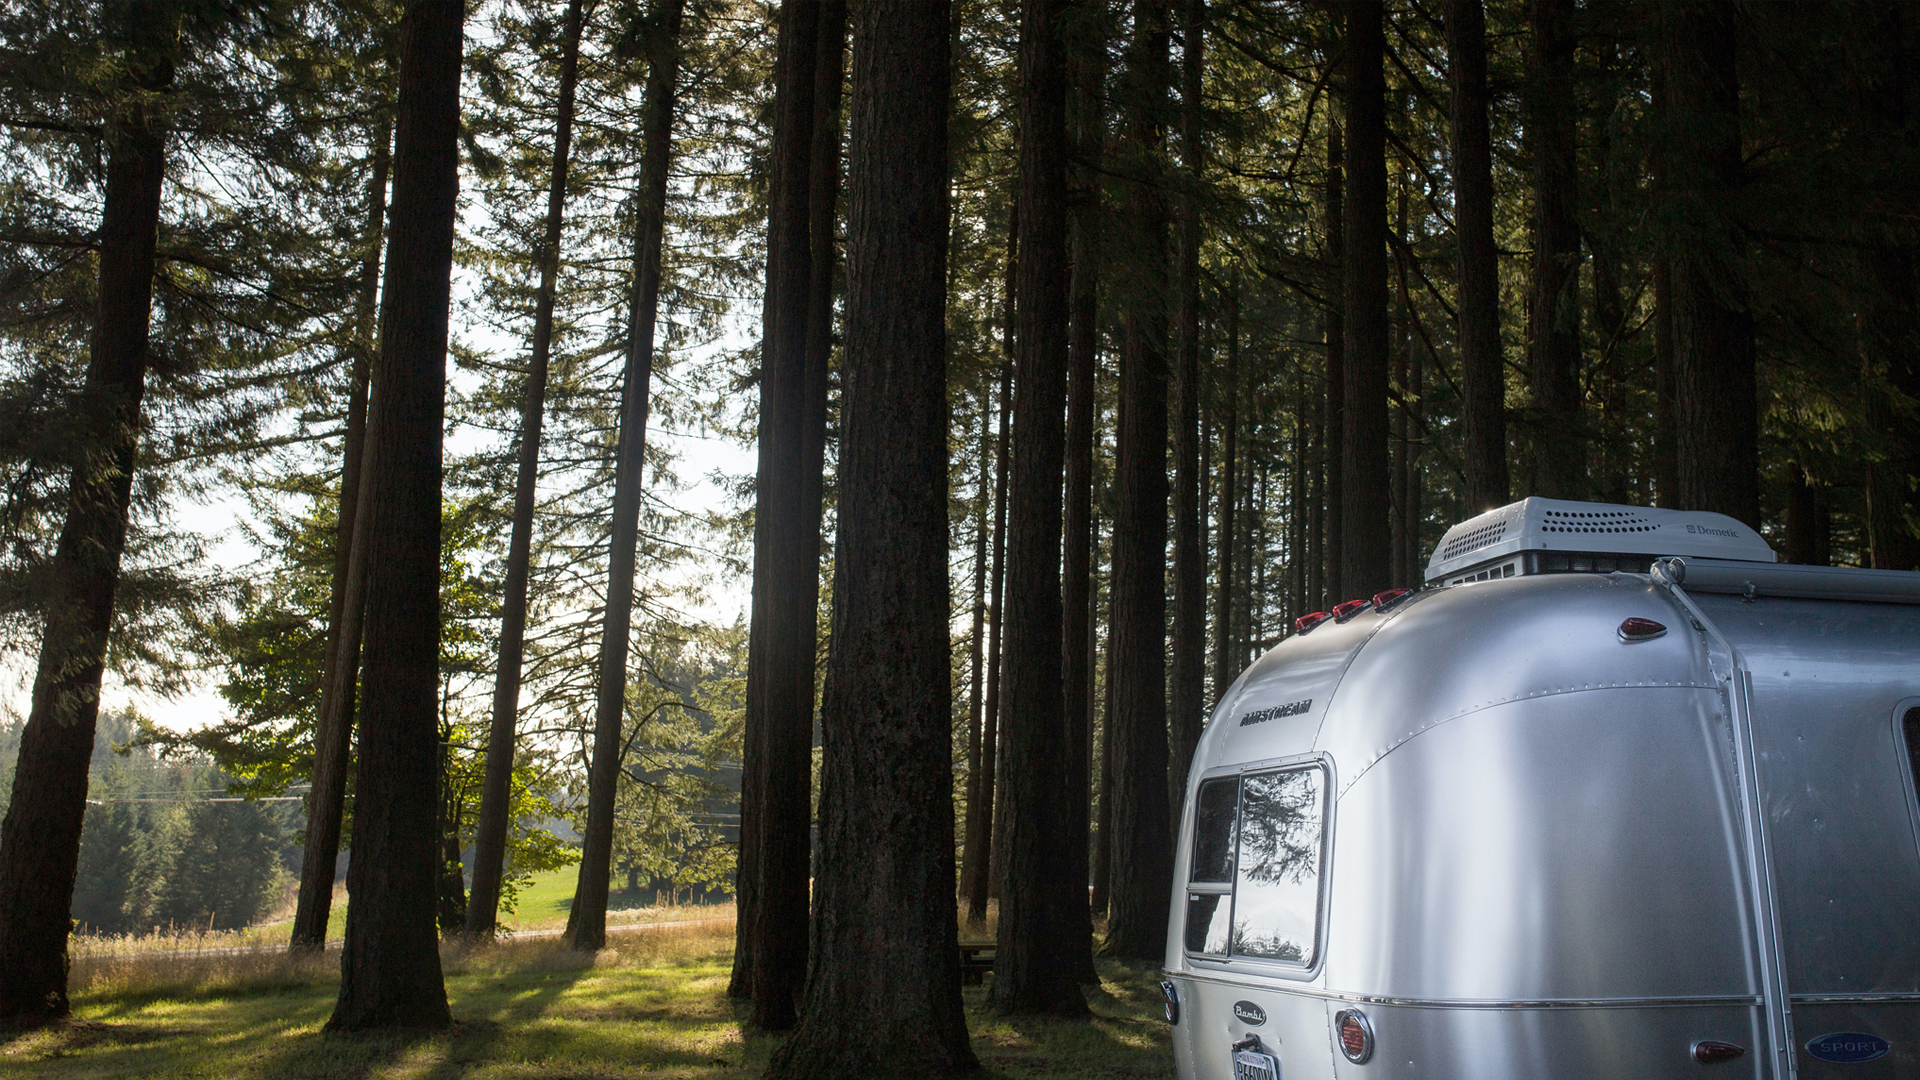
top-left (1424, 497), bottom-right (1776, 587)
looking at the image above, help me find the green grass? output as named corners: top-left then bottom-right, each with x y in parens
top-left (3, 921), bottom-right (1173, 1079)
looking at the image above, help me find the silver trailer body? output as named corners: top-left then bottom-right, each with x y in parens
top-left (1164, 499), bottom-right (1920, 1079)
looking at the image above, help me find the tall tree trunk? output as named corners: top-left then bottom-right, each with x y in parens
top-left (1656, 2), bottom-right (1757, 526)
top-left (960, 391), bottom-right (990, 922)
top-left (1211, 281), bottom-right (1238, 707)
top-left (992, 0), bottom-right (1085, 1015)
top-left (0, 27), bottom-right (168, 1020)
top-left (987, 204), bottom-right (1018, 905)
top-left (1341, 0), bottom-right (1391, 599)
top-left (763, 2), bottom-right (974, 1070)
top-left (1527, 0), bottom-right (1582, 500)
top-left (467, 0), bottom-right (585, 939)
top-left (1290, 376), bottom-right (1308, 618)
top-left (1307, 377), bottom-right (1324, 609)
top-left (292, 117), bottom-right (391, 953)
top-left (1391, 167), bottom-right (1409, 587)
top-left (752, 0), bottom-right (843, 1028)
top-left (1323, 119), bottom-right (1344, 599)
top-left (327, 0), bottom-right (464, 1031)
top-left (1060, 0), bottom-right (1105, 985)
top-left (734, 0), bottom-right (817, 999)
top-left (1447, 0), bottom-right (1507, 512)
top-left (565, 0), bottom-right (685, 954)
top-left (1854, 11), bottom-right (1920, 571)
top-left (1651, 254), bottom-right (1678, 508)
top-left (1407, 289), bottom-right (1425, 572)
top-left (1167, 0), bottom-right (1206, 830)
top-left (1090, 562), bottom-right (1115, 919)
top-left (1103, 0), bottom-right (1173, 962)
top-left (1785, 463), bottom-right (1829, 566)
top-left (964, 361), bottom-right (1009, 921)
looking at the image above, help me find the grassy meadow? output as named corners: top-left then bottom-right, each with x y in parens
top-left (11, 897), bottom-right (1173, 1079)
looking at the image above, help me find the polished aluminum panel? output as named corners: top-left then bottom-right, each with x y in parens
top-left (1789, 1001), bottom-right (1920, 1078)
top-left (1324, 687), bottom-right (1754, 1001)
top-left (1323, 1000), bottom-right (1761, 1080)
top-left (1172, 973), bottom-right (1339, 1080)
top-left (1694, 594), bottom-right (1920, 995)
top-left (1316, 572), bottom-right (1715, 796)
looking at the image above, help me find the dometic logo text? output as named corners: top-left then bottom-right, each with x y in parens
top-left (1240, 700), bottom-right (1312, 726)
top-left (1685, 524), bottom-right (1739, 537)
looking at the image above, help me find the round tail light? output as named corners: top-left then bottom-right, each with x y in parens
top-left (1294, 612), bottom-right (1332, 634)
top-left (1334, 1008), bottom-right (1374, 1064)
top-left (1332, 598), bottom-right (1372, 622)
top-left (1618, 617), bottom-right (1667, 642)
top-left (1158, 979), bottom-right (1178, 1025)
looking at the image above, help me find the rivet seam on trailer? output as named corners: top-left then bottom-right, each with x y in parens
top-left (1653, 558), bottom-right (1797, 1079)
top-left (1335, 680), bottom-right (1719, 799)
top-left (1172, 970), bottom-right (1764, 1011)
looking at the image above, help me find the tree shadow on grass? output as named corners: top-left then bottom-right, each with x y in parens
top-left (964, 961), bottom-right (1175, 1080)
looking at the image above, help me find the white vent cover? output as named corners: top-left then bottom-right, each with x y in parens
top-left (1425, 498), bottom-right (1776, 584)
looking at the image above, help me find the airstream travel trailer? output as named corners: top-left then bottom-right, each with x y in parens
top-left (1163, 497), bottom-right (1920, 1080)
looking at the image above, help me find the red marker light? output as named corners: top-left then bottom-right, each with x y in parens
top-left (1294, 612), bottom-right (1332, 634)
top-left (1332, 598), bottom-right (1371, 622)
top-left (1618, 617), bottom-right (1667, 642)
top-left (1334, 1009), bottom-right (1374, 1064)
top-left (1692, 1040), bottom-right (1745, 1064)
top-left (1372, 588), bottom-right (1413, 612)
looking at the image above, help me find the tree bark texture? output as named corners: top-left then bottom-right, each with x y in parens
top-left (1167, 0), bottom-right (1206, 831)
top-left (1526, 0), bottom-right (1582, 500)
top-left (1211, 282), bottom-right (1238, 707)
top-left (292, 118), bottom-right (390, 953)
top-left (991, 0), bottom-right (1086, 1016)
top-left (468, 0), bottom-right (585, 938)
top-left (1322, 119), bottom-right (1344, 599)
top-left (1059, 0), bottom-right (1105, 982)
top-left (1103, 0), bottom-right (1173, 962)
top-left (1656, 1), bottom-right (1758, 526)
top-left (1340, 0), bottom-right (1391, 600)
top-left (1446, 0), bottom-right (1508, 513)
top-left (327, 0), bottom-right (463, 1031)
top-left (0, 73), bottom-right (166, 1022)
top-left (735, 0), bottom-right (818, 997)
top-left (753, 0), bottom-right (843, 1027)
top-left (565, 0), bottom-right (684, 954)
top-left (763, 2), bottom-right (975, 1072)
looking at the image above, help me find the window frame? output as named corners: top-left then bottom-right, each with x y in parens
top-left (1182, 752), bottom-right (1335, 980)
top-left (1893, 699), bottom-right (1920, 865)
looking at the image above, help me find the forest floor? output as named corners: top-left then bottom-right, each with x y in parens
top-left (9, 917), bottom-right (1174, 1079)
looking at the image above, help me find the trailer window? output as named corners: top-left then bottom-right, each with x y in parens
top-left (1231, 767), bottom-right (1325, 964)
top-left (1191, 778), bottom-right (1239, 882)
top-left (1905, 707), bottom-right (1920, 815)
top-left (1185, 778), bottom-right (1239, 955)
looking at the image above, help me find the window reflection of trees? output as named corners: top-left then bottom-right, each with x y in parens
top-left (1191, 778), bottom-right (1238, 882)
top-left (1236, 770), bottom-right (1320, 887)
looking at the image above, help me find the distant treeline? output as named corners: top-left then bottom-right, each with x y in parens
top-left (0, 711), bottom-right (297, 936)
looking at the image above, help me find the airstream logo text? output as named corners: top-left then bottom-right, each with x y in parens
top-left (1239, 700), bottom-right (1312, 726)
top-left (1685, 524), bottom-right (1738, 537)
top-left (1232, 1001), bottom-right (1267, 1026)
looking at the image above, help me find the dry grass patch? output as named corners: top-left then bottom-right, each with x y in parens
top-left (7, 917), bottom-right (1171, 1079)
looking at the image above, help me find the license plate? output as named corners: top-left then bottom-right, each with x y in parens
top-left (1233, 1048), bottom-right (1280, 1080)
